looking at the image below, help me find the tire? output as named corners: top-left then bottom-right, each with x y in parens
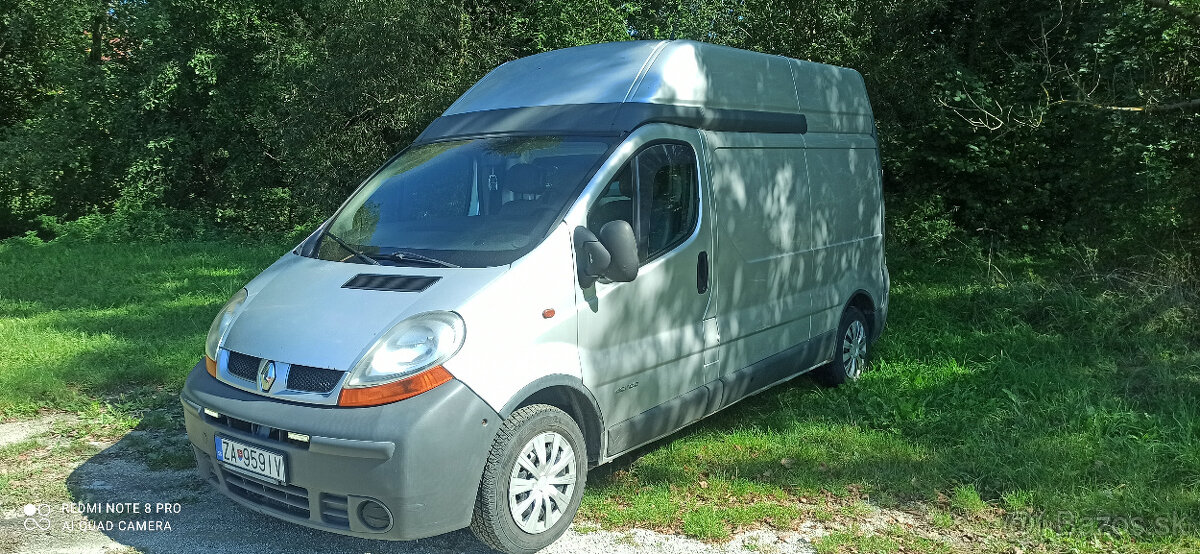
top-left (470, 404), bottom-right (587, 554)
top-left (813, 306), bottom-right (871, 387)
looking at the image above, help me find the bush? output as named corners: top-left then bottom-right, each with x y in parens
top-left (886, 195), bottom-right (972, 254)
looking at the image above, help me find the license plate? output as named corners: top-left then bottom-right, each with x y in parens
top-left (215, 435), bottom-right (287, 483)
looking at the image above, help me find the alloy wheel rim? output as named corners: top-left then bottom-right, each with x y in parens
top-left (842, 320), bottom-right (867, 379)
top-left (508, 431), bottom-right (577, 534)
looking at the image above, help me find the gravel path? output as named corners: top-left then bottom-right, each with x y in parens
top-left (0, 415), bottom-right (75, 449)
top-left (1, 418), bottom-right (819, 554)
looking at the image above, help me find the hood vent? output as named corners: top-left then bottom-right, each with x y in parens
top-left (341, 274), bottom-right (440, 292)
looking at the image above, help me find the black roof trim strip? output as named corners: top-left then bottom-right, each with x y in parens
top-left (415, 102), bottom-right (807, 143)
top-left (616, 103), bottom-right (808, 135)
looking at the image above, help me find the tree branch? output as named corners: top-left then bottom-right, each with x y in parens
top-left (1144, 0), bottom-right (1200, 27)
top-left (88, 12), bottom-right (104, 64)
top-left (291, 9), bottom-right (328, 37)
top-left (1049, 98), bottom-right (1200, 112)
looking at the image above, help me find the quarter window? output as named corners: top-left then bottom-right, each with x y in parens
top-left (588, 143), bottom-right (699, 263)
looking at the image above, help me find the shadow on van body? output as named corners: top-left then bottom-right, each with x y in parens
top-left (575, 48), bottom-right (885, 462)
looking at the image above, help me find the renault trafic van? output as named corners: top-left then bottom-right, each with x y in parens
top-left (181, 39), bottom-right (889, 554)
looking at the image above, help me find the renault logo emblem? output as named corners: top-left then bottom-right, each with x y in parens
top-left (258, 360), bottom-right (276, 392)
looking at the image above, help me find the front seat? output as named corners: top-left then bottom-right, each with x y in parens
top-left (501, 163), bottom-right (548, 217)
top-left (647, 166), bottom-right (686, 253)
top-left (588, 168), bottom-right (633, 235)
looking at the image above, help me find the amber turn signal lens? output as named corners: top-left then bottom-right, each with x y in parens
top-left (338, 366), bottom-right (453, 407)
top-left (205, 356), bottom-right (218, 378)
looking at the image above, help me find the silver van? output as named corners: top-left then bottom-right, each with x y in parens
top-left (181, 40), bottom-right (888, 554)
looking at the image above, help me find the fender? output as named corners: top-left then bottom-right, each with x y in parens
top-left (842, 287), bottom-right (885, 342)
top-left (495, 374), bottom-right (607, 464)
top-left (497, 373), bottom-right (603, 420)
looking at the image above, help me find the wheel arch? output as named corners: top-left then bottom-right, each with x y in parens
top-left (498, 375), bottom-right (605, 466)
top-left (843, 289), bottom-right (880, 341)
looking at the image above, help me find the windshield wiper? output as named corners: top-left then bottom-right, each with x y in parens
top-left (323, 232), bottom-right (458, 268)
top-left (324, 231), bottom-right (380, 265)
top-left (376, 251), bottom-right (461, 269)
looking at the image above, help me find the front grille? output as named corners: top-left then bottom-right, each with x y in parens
top-left (202, 413), bottom-right (310, 450)
top-left (227, 351), bottom-right (260, 382)
top-left (287, 365), bottom-right (344, 393)
top-left (319, 494), bottom-right (350, 529)
top-left (223, 469), bottom-right (310, 519)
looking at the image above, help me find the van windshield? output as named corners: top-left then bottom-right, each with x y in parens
top-left (313, 136), bottom-right (613, 267)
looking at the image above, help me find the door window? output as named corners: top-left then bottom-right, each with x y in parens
top-left (588, 142), bottom-right (699, 263)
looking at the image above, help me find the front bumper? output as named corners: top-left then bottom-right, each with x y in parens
top-left (180, 360), bottom-right (499, 540)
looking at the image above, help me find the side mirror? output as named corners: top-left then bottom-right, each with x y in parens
top-left (599, 220), bottom-right (638, 282)
top-left (573, 226), bottom-right (611, 287)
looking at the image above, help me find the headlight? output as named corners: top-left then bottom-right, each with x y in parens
top-left (344, 311), bottom-right (466, 388)
top-left (205, 289), bottom-right (248, 361)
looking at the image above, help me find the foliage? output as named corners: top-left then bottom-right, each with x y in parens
top-left (885, 194), bottom-right (969, 254)
top-left (1, 0), bottom-right (1197, 252)
top-left (1, 0), bottom-right (517, 239)
top-left (0, 1), bottom-right (1195, 251)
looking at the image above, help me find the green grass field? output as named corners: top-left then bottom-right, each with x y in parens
top-left (0, 241), bottom-right (282, 416)
top-left (1, 240), bottom-right (1197, 552)
top-left (579, 250), bottom-right (1200, 551)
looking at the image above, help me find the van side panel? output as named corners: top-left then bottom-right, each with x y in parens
top-left (631, 43), bottom-right (799, 113)
top-left (703, 132), bottom-right (817, 382)
top-left (791, 60), bottom-right (875, 134)
top-left (803, 134), bottom-right (884, 336)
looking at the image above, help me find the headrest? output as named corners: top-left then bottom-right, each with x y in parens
top-left (653, 166), bottom-right (683, 195)
top-left (506, 163), bottom-right (544, 194)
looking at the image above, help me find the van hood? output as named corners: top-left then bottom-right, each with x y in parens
top-left (221, 253), bottom-right (507, 371)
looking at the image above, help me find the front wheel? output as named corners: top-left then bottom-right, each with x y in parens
top-left (813, 306), bottom-right (871, 387)
top-left (470, 404), bottom-right (587, 554)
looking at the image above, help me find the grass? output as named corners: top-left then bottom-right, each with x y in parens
top-left (577, 247), bottom-right (1200, 550)
top-left (2, 239), bottom-right (1198, 551)
top-left (0, 241), bottom-right (282, 417)
top-left (815, 525), bottom-right (958, 554)
top-left (950, 484), bottom-right (987, 516)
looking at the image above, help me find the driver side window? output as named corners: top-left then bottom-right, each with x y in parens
top-left (587, 142), bottom-right (699, 263)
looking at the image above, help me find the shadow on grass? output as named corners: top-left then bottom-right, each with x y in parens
top-left (583, 252), bottom-right (1200, 541)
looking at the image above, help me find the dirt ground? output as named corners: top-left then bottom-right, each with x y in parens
top-left (0, 415), bottom-right (825, 554)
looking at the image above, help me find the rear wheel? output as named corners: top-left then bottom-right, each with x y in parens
top-left (470, 404), bottom-right (587, 554)
top-left (813, 306), bottom-right (870, 387)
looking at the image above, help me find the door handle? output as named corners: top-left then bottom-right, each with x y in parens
top-left (697, 251), bottom-right (709, 294)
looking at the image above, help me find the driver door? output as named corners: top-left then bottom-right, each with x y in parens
top-left (574, 129), bottom-right (716, 454)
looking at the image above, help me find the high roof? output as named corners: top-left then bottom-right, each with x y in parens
top-left (419, 40), bottom-right (874, 142)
